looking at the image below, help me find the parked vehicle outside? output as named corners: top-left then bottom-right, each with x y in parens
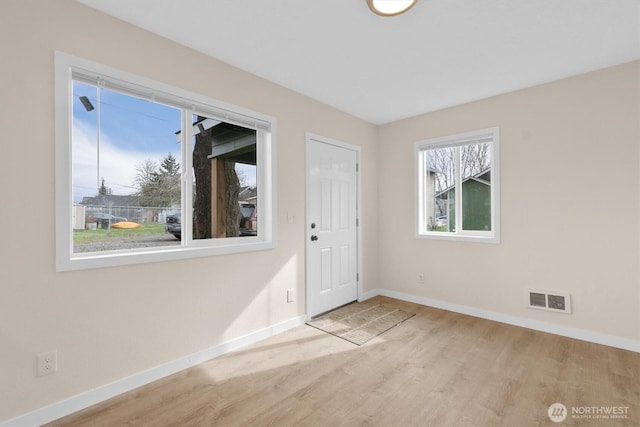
top-left (239, 203), bottom-right (257, 236)
top-left (165, 212), bottom-right (181, 239)
top-left (165, 204), bottom-right (255, 239)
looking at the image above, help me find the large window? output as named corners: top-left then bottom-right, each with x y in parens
top-left (415, 127), bottom-right (500, 243)
top-left (55, 52), bottom-right (276, 271)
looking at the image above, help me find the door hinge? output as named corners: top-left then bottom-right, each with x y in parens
top-left (356, 218), bottom-right (359, 227)
top-left (356, 163), bottom-right (359, 172)
top-left (357, 273), bottom-right (359, 282)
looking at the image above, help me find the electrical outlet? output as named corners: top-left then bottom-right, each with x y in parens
top-left (287, 212), bottom-right (296, 224)
top-left (37, 350), bottom-right (58, 377)
top-left (287, 289), bottom-right (294, 302)
top-left (417, 274), bottom-right (425, 285)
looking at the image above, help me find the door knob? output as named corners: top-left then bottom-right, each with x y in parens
top-left (311, 235), bottom-right (318, 241)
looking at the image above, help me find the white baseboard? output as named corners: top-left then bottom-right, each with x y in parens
top-left (0, 315), bottom-right (307, 427)
top-left (364, 288), bottom-right (640, 353)
top-left (359, 288), bottom-right (381, 302)
top-left (4, 289), bottom-right (638, 426)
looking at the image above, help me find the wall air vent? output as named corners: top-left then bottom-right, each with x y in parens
top-left (528, 290), bottom-right (572, 314)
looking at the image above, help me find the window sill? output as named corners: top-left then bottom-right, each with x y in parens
top-left (57, 239), bottom-right (277, 272)
top-left (416, 232), bottom-right (500, 244)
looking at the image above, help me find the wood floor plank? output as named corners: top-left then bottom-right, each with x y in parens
top-left (46, 296), bottom-right (640, 426)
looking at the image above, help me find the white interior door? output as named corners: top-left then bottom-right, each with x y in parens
top-left (306, 135), bottom-right (359, 318)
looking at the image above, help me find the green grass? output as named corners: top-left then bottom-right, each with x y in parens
top-left (74, 222), bottom-right (166, 243)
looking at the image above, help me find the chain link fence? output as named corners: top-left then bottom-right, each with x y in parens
top-left (82, 205), bottom-right (177, 229)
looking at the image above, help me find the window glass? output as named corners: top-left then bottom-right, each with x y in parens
top-left (416, 128), bottom-right (499, 242)
top-left (423, 146), bottom-right (454, 232)
top-left (191, 115), bottom-right (257, 240)
top-left (72, 82), bottom-right (182, 254)
top-left (55, 52), bottom-right (276, 271)
top-left (461, 143), bottom-right (491, 231)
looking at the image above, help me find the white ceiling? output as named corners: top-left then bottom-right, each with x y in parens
top-left (78, 0), bottom-right (640, 125)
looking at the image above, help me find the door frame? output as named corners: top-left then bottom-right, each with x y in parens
top-left (305, 132), bottom-right (362, 319)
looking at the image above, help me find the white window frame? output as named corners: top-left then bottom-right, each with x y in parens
top-left (415, 127), bottom-right (500, 243)
top-left (55, 52), bottom-right (277, 271)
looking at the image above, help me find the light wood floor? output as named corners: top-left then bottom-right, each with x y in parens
top-left (47, 296), bottom-right (639, 426)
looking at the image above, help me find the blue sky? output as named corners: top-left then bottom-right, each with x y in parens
top-left (73, 81), bottom-right (182, 202)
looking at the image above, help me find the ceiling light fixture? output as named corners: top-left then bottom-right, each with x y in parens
top-left (367, 0), bottom-right (417, 16)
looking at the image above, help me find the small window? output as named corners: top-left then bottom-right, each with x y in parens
top-left (55, 52), bottom-right (276, 271)
top-left (415, 127), bottom-right (500, 243)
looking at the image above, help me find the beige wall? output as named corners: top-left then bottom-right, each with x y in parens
top-left (377, 61), bottom-right (640, 342)
top-left (1, 0), bottom-right (638, 422)
top-left (0, 0), bottom-right (377, 420)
